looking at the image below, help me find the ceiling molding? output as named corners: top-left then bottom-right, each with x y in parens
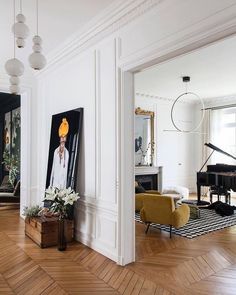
top-left (37, 0), bottom-right (164, 76)
top-left (136, 92), bottom-right (197, 105)
top-left (136, 91), bottom-right (236, 108)
top-left (136, 92), bottom-right (236, 108)
top-left (120, 3), bottom-right (236, 71)
top-left (136, 92), bottom-right (173, 102)
top-left (204, 94), bottom-right (236, 107)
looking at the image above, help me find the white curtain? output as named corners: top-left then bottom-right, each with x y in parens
top-left (201, 109), bottom-right (212, 168)
top-left (211, 108), bottom-right (236, 163)
top-left (200, 109), bottom-right (212, 196)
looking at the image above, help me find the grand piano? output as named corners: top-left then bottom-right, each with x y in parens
top-left (197, 143), bottom-right (236, 205)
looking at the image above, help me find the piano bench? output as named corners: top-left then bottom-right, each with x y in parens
top-left (209, 189), bottom-right (231, 205)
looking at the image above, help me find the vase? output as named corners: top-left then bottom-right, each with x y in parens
top-left (58, 218), bottom-right (67, 251)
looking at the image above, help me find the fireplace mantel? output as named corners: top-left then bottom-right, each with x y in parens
top-left (135, 166), bottom-right (159, 175)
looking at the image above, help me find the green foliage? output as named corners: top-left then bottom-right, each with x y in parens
top-left (23, 205), bottom-right (42, 218)
top-left (2, 150), bottom-right (20, 186)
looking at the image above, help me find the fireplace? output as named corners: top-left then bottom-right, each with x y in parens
top-left (135, 174), bottom-right (158, 190)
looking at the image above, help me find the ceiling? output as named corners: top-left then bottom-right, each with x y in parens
top-left (135, 35), bottom-right (236, 100)
top-left (0, 0), bottom-right (116, 76)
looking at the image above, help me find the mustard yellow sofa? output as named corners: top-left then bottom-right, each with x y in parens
top-left (140, 194), bottom-right (190, 238)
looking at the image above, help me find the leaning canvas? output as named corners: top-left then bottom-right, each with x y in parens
top-left (46, 108), bottom-right (83, 191)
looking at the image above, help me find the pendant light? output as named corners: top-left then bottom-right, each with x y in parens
top-left (12, 0), bottom-right (29, 48)
top-left (29, 0), bottom-right (46, 70)
top-left (164, 76), bottom-right (205, 133)
top-left (5, 0), bottom-right (24, 94)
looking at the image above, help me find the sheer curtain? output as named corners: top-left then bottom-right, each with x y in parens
top-left (211, 107), bottom-right (236, 164)
top-left (200, 106), bottom-right (236, 196)
top-left (200, 109), bottom-right (211, 196)
top-left (201, 109), bottom-right (212, 167)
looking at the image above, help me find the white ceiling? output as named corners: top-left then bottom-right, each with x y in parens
top-left (135, 35), bottom-right (236, 100)
top-left (0, 0), bottom-right (116, 75)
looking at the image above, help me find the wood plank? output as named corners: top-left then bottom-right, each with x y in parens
top-left (2, 204), bottom-right (236, 294)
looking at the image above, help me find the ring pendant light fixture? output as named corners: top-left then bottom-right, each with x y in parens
top-left (165, 76), bottom-right (205, 133)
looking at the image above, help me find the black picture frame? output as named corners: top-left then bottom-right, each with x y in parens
top-left (45, 108), bottom-right (83, 191)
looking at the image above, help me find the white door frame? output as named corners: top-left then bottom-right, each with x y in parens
top-left (118, 27), bottom-right (236, 264)
top-left (20, 88), bottom-right (31, 216)
top-left (0, 82), bottom-right (31, 217)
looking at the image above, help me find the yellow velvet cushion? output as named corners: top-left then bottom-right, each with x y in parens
top-left (140, 194), bottom-right (190, 229)
top-left (135, 192), bottom-right (161, 212)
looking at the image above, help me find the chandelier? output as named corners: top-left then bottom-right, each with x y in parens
top-left (5, 0), bottom-right (47, 94)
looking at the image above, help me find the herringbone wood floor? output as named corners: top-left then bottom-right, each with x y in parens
top-left (1, 205), bottom-right (236, 294)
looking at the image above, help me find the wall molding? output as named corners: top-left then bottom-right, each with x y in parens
top-left (75, 228), bottom-right (118, 262)
top-left (78, 198), bottom-right (118, 216)
top-left (37, 0), bottom-right (164, 76)
top-left (75, 200), bottom-right (118, 261)
top-left (120, 4), bottom-right (236, 71)
top-left (95, 49), bottom-right (102, 200)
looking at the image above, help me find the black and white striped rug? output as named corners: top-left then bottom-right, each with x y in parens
top-left (135, 209), bottom-right (236, 239)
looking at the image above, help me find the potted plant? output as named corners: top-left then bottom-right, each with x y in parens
top-left (44, 187), bottom-right (79, 251)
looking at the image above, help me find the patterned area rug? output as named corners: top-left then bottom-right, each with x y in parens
top-left (135, 209), bottom-right (236, 239)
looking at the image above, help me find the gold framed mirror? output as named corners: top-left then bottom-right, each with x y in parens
top-left (135, 107), bottom-right (155, 166)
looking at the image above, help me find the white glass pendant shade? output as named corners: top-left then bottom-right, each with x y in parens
top-left (33, 35), bottom-right (42, 45)
top-left (10, 84), bottom-right (20, 94)
top-left (29, 35), bottom-right (46, 70)
top-left (12, 21), bottom-right (29, 38)
top-left (5, 58), bottom-right (24, 76)
top-left (29, 52), bottom-right (46, 70)
top-left (10, 76), bottom-right (20, 85)
top-left (16, 38), bottom-right (25, 48)
top-left (12, 14), bottom-right (29, 48)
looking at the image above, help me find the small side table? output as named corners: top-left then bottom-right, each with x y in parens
top-left (177, 200), bottom-right (201, 219)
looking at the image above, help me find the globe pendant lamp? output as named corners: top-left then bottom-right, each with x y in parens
top-left (12, 0), bottom-right (29, 48)
top-left (29, 0), bottom-right (46, 70)
top-left (5, 0), bottom-right (24, 94)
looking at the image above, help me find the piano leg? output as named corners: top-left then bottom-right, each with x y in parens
top-left (197, 184), bottom-right (201, 204)
top-left (196, 184), bottom-right (210, 206)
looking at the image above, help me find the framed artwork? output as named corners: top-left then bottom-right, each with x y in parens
top-left (4, 111), bottom-right (11, 152)
top-left (46, 108), bottom-right (83, 191)
top-left (11, 107), bottom-right (21, 155)
top-left (135, 108), bottom-right (155, 166)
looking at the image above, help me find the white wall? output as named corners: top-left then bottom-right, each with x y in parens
top-left (37, 42), bottom-right (118, 261)
top-left (135, 94), bottom-right (200, 192)
top-left (31, 0), bottom-right (236, 264)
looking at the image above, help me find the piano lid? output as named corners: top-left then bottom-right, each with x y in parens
top-left (199, 143), bottom-right (236, 172)
top-left (205, 143), bottom-right (236, 161)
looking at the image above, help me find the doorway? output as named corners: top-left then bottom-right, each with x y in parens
top-left (0, 93), bottom-right (21, 209)
top-left (119, 33), bottom-right (236, 265)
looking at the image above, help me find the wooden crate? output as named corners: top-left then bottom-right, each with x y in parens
top-left (25, 216), bottom-right (74, 248)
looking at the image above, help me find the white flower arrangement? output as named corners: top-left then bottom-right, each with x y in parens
top-left (44, 187), bottom-right (80, 219)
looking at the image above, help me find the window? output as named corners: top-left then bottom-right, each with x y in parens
top-left (211, 107), bottom-right (236, 164)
